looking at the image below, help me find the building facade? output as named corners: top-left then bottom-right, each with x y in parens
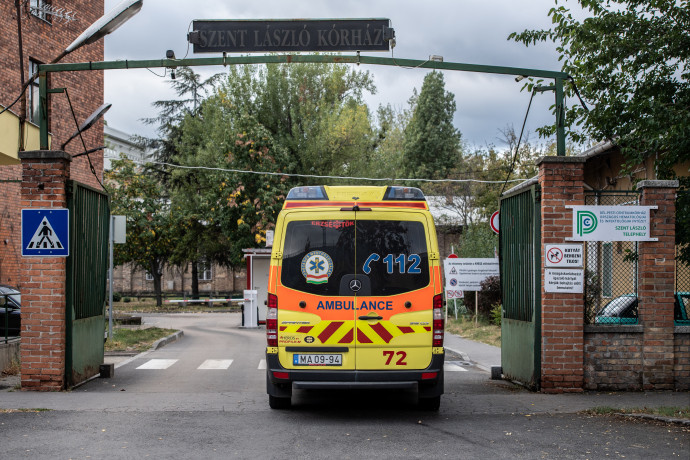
top-left (0, 0), bottom-right (105, 288)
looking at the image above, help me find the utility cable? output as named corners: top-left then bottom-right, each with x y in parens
top-left (500, 89), bottom-right (535, 196)
top-left (122, 159), bottom-right (530, 184)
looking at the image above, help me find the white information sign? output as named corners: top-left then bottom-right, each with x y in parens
top-left (444, 258), bottom-right (500, 291)
top-left (545, 244), bottom-right (583, 268)
top-left (568, 205), bottom-right (657, 241)
top-left (544, 268), bottom-right (584, 293)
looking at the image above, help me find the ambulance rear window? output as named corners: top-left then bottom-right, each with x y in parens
top-left (281, 220), bottom-right (429, 296)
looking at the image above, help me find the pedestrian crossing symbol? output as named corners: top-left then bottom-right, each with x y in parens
top-left (22, 209), bottom-right (69, 257)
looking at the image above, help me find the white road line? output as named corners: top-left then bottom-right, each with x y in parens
top-left (444, 362), bottom-right (468, 372)
top-left (136, 359), bottom-right (178, 370)
top-left (197, 359), bottom-right (234, 370)
top-left (258, 359), bottom-right (266, 370)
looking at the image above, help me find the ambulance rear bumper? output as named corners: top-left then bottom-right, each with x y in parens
top-left (266, 352), bottom-right (444, 395)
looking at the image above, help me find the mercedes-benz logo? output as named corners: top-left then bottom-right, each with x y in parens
top-left (349, 279), bottom-right (362, 292)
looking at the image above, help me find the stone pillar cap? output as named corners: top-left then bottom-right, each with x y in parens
top-left (636, 180), bottom-right (679, 190)
top-left (18, 150), bottom-right (72, 161)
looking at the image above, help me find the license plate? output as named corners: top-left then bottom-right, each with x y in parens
top-left (293, 353), bottom-right (342, 366)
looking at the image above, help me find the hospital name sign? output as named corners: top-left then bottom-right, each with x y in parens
top-left (188, 19), bottom-right (394, 53)
top-left (567, 205), bottom-right (657, 242)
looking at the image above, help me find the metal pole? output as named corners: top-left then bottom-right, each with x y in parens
top-left (108, 214), bottom-right (114, 340)
top-left (555, 77), bottom-right (566, 156)
top-left (39, 71), bottom-right (49, 150)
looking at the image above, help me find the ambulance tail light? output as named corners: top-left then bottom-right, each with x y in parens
top-left (432, 294), bottom-right (444, 347)
top-left (267, 294), bottom-right (278, 347)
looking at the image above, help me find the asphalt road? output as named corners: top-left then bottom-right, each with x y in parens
top-left (0, 313), bottom-right (687, 459)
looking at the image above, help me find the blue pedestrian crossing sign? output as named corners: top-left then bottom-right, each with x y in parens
top-left (22, 209), bottom-right (69, 257)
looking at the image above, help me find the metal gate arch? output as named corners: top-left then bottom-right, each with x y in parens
top-left (66, 180), bottom-right (109, 386)
top-left (499, 184), bottom-right (541, 390)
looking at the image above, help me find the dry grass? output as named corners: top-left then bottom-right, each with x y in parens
top-left (1, 359), bottom-right (20, 376)
top-left (446, 316), bottom-right (501, 348)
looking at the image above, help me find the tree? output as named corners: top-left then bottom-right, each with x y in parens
top-left (509, 0), bottom-right (689, 178)
top-left (402, 71), bottom-right (462, 181)
top-left (170, 95), bottom-right (291, 266)
top-left (510, 0), bottom-right (689, 261)
top-left (106, 157), bottom-right (176, 306)
top-left (219, 62), bottom-right (377, 182)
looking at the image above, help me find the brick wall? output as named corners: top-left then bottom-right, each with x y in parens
top-left (638, 181), bottom-right (677, 390)
top-left (112, 262), bottom-right (247, 297)
top-left (674, 331), bottom-right (690, 390)
top-left (1, 0), bottom-right (104, 290)
top-left (0, 165), bottom-right (21, 286)
top-left (584, 328), bottom-right (643, 390)
top-left (19, 151), bottom-right (72, 391)
top-left (538, 157), bottom-right (586, 393)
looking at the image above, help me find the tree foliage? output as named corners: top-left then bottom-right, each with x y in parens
top-left (403, 71), bottom-right (462, 181)
top-left (106, 157), bottom-right (176, 306)
top-left (510, 0), bottom-right (689, 261)
top-left (509, 0), bottom-right (689, 177)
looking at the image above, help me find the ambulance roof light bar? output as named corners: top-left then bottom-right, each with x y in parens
top-left (286, 186), bottom-right (328, 200)
top-left (383, 186), bottom-right (426, 201)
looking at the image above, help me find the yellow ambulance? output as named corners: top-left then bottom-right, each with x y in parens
top-left (265, 185), bottom-right (445, 410)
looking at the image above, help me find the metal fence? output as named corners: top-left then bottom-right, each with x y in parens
top-left (584, 191), bottom-right (640, 325)
top-left (677, 190), bottom-right (690, 292)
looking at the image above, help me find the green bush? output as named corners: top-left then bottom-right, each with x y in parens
top-left (123, 297), bottom-right (131, 303)
top-left (490, 303), bottom-right (503, 327)
top-left (112, 292), bottom-right (122, 302)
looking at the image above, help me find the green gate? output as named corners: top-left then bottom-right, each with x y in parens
top-left (66, 181), bottom-right (109, 386)
top-left (499, 184), bottom-right (541, 390)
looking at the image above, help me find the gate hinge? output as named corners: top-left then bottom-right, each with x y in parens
top-left (272, 251), bottom-right (283, 260)
top-left (429, 252), bottom-right (439, 261)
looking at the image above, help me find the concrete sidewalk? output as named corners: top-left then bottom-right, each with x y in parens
top-left (445, 331), bottom-right (500, 373)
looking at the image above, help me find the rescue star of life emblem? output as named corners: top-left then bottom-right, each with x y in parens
top-left (301, 251), bottom-right (334, 284)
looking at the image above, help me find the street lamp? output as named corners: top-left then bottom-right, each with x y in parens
top-left (53, 0), bottom-right (144, 64)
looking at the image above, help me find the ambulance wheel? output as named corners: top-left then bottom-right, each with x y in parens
top-left (269, 395), bottom-right (291, 410)
top-left (418, 395), bottom-right (441, 411)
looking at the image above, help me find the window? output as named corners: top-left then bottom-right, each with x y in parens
top-left (29, 0), bottom-right (52, 23)
top-left (28, 60), bottom-right (41, 123)
top-left (281, 219), bottom-right (429, 296)
top-left (145, 272), bottom-right (154, 281)
top-left (198, 260), bottom-right (213, 281)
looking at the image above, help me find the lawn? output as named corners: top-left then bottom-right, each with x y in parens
top-left (105, 327), bottom-right (178, 353)
top-left (445, 315), bottom-right (501, 348)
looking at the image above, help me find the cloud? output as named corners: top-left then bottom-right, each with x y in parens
top-left (103, 0), bottom-right (572, 147)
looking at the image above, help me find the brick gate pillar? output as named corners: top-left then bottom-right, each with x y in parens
top-left (538, 157), bottom-right (586, 393)
top-left (637, 180), bottom-right (678, 390)
top-left (18, 150), bottom-right (71, 391)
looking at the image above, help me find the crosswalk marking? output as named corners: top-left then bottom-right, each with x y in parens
top-left (198, 359), bottom-right (233, 370)
top-left (131, 358), bottom-right (472, 373)
top-left (137, 359), bottom-right (178, 370)
top-left (444, 362), bottom-right (468, 372)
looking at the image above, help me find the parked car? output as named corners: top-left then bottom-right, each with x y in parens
top-left (595, 292), bottom-right (690, 325)
top-left (0, 285), bottom-right (21, 338)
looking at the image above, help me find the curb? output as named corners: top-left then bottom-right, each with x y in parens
top-left (112, 330), bottom-right (184, 370)
top-left (618, 413), bottom-right (690, 427)
top-left (151, 330), bottom-right (184, 350)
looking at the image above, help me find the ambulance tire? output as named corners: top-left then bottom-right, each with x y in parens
top-left (418, 395), bottom-right (441, 411)
top-left (269, 395), bottom-right (292, 410)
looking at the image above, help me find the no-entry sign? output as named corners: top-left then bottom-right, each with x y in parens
top-left (490, 211), bottom-right (499, 234)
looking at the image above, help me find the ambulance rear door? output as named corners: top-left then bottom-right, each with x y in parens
top-left (353, 211), bottom-right (435, 371)
top-left (276, 211), bottom-right (358, 371)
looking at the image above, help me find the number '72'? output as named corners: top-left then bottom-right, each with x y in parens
top-left (383, 350), bottom-right (408, 365)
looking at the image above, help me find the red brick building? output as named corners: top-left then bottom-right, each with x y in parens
top-left (0, 0), bottom-right (105, 289)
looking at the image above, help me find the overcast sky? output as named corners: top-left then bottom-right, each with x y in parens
top-left (102, 0), bottom-right (585, 151)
